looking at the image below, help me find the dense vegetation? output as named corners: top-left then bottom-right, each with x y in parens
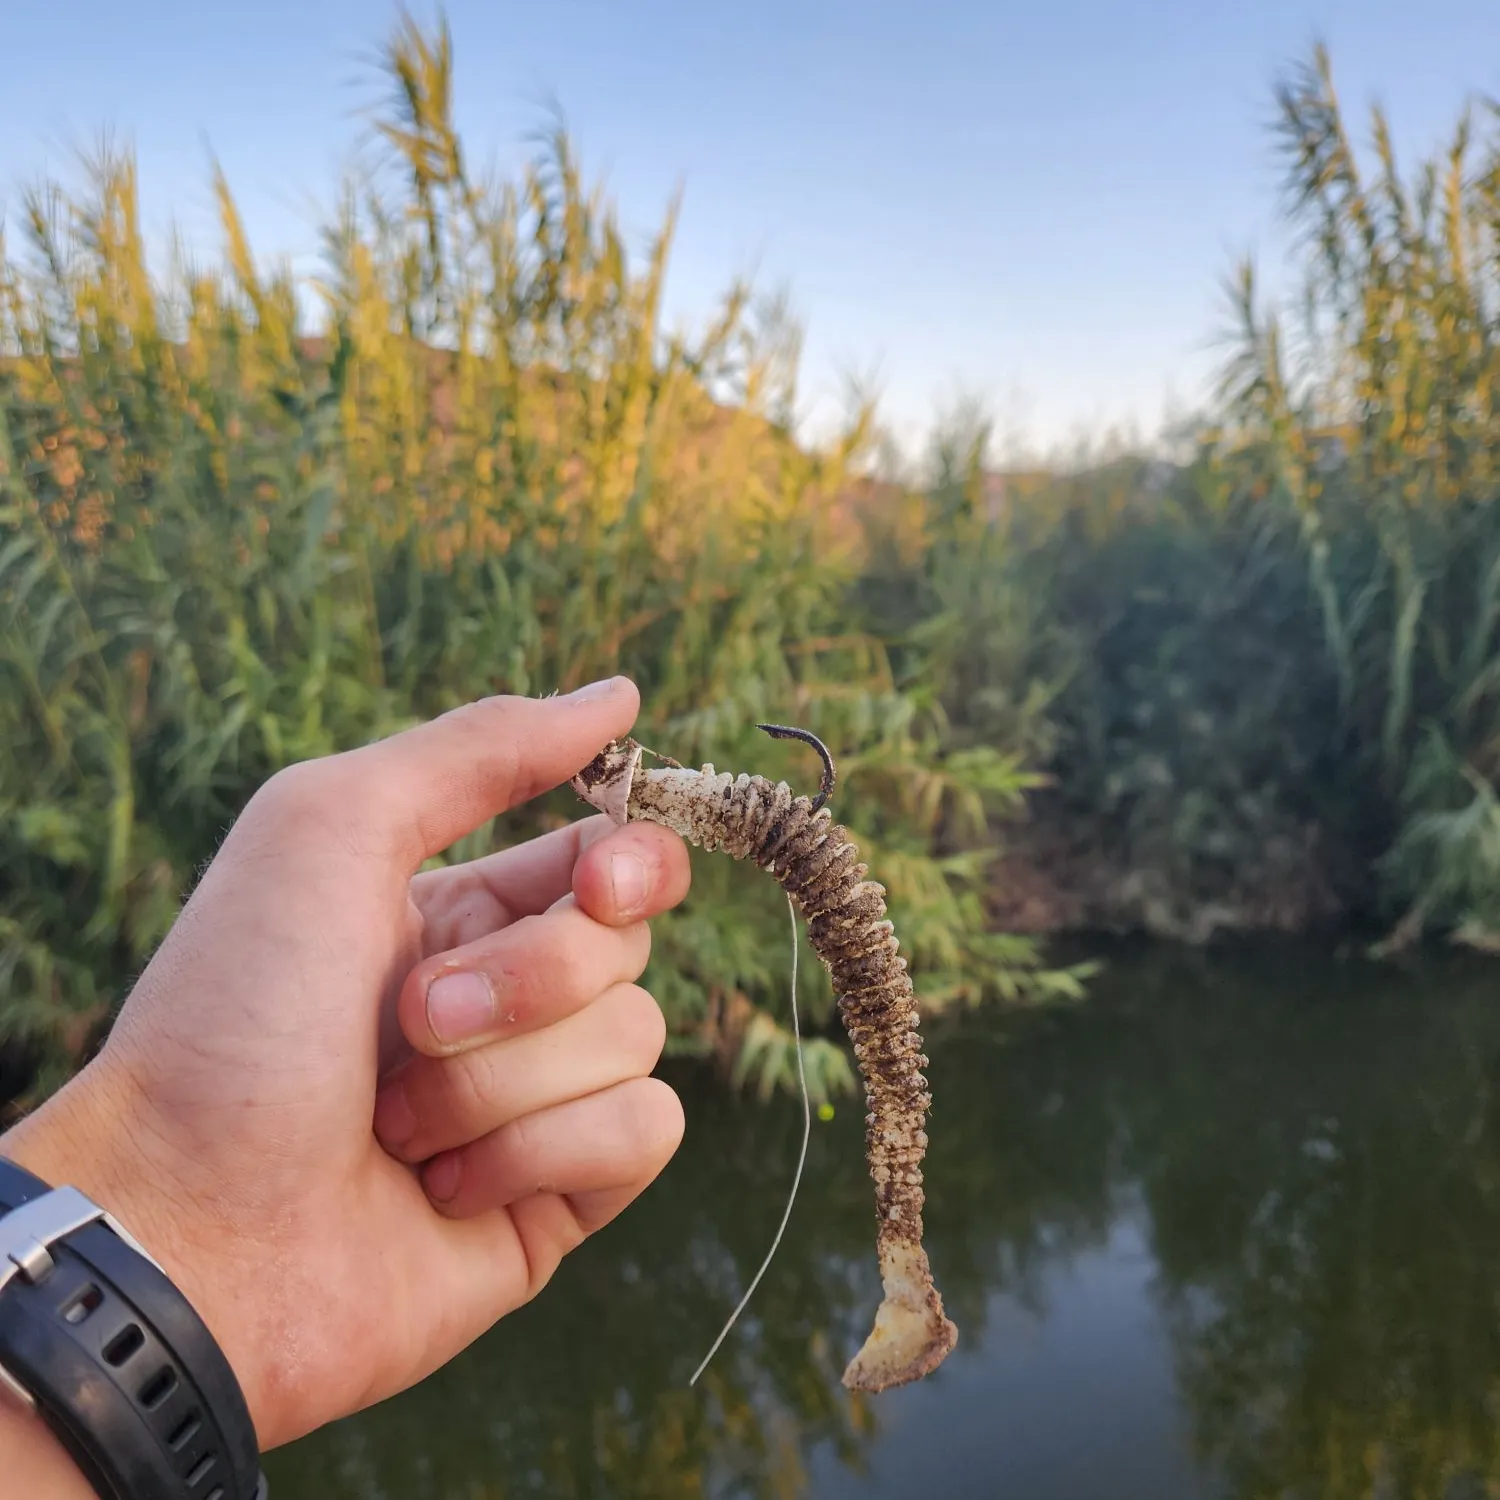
top-left (0, 17), bottom-right (1077, 1108)
top-left (6, 22), bottom-right (1500, 1107)
top-left (940, 47), bottom-right (1500, 953)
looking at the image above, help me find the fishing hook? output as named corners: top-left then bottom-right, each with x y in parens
top-left (756, 723), bottom-right (836, 811)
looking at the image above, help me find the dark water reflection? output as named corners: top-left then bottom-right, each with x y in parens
top-left (266, 941), bottom-right (1500, 1498)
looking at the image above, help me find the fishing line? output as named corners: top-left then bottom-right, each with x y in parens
top-left (688, 890), bottom-right (811, 1387)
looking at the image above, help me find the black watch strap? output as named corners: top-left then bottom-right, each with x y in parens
top-left (0, 1156), bottom-right (267, 1500)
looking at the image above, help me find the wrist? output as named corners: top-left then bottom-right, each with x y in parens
top-left (0, 1057), bottom-right (272, 1446)
top-left (0, 1400), bottom-right (99, 1499)
top-left (0, 1126), bottom-right (267, 1497)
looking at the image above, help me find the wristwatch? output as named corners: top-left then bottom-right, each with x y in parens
top-left (0, 1156), bottom-right (267, 1499)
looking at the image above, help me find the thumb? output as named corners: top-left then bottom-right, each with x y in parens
top-left (268, 678), bottom-right (639, 870)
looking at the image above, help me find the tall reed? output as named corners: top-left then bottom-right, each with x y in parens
top-left (1220, 45), bottom-right (1500, 947)
top-left (0, 14), bottom-right (1065, 1106)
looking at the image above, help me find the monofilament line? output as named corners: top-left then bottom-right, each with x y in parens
top-left (689, 891), bottom-right (812, 1387)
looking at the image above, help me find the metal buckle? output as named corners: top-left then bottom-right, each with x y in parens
top-left (0, 1186), bottom-right (108, 1294)
top-left (0, 1186), bottom-right (166, 1413)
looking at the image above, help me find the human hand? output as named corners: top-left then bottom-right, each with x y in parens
top-left (0, 677), bottom-right (690, 1453)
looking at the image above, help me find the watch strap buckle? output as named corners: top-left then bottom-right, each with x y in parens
top-left (0, 1185), bottom-right (163, 1295)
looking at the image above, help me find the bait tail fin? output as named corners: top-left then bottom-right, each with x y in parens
top-left (841, 1242), bottom-right (957, 1393)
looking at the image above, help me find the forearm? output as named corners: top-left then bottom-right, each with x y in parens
top-left (0, 1401), bottom-right (96, 1500)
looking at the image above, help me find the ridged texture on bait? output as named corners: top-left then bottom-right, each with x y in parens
top-left (572, 740), bottom-right (957, 1392)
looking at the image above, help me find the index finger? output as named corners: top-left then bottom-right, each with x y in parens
top-left (413, 818), bottom-right (691, 953)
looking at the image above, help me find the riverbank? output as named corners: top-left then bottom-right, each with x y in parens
top-left (986, 807), bottom-right (1346, 946)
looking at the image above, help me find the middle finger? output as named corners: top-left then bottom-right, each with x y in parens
top-left (375, 981), bottom-right (667, 1162)
top-left (395, 897), bottom-right (651, 1059)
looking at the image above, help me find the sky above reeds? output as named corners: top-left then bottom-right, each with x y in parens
top-left (4, 0), bottom-right (1496, 456)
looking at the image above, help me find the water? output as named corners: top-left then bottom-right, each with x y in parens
top-left (264, 940), bottom-right (1500, 1499)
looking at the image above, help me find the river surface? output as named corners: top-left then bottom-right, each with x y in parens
top-left (264, 940), bottom-right (1500, 1499)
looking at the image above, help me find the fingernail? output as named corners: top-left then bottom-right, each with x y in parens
top-left (562, 676), bottom-right (624, 703)
top-left (373, 1082), bottom-right (417, 1151)
top-left (610, 851), bottom-right (649, 916)
top-left (426, 971), bottom-right (496, 1046)
top-left (425, 1153), bottom-right (462, 1204)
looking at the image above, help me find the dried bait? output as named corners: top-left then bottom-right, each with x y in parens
top-left (572, 726), bottom-right (958, 1393)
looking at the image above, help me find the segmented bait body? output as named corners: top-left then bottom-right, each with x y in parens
top-left (572, 736), bottom-right (957, 1393)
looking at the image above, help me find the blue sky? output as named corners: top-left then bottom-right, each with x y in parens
top-left (3, 0), bottom-right (1496, 455)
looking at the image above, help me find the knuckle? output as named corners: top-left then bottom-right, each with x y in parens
top-left (615, 1078), bottom-right (678, 1159)
top-left (500, 1109), bottom-right (545, 1182)
top-left (248, 757), bottom-right (379, 850)
top-left (533, 919), bottom-right (596, 1000)
top-left (442, 698), bottom-right (528, 793)
top-left (612, 984), bottom-right (666, 1065)
top-left (253, 759), bottom-right (334, 821)
top-left (445, 1046), bottom-right (503, 1126)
